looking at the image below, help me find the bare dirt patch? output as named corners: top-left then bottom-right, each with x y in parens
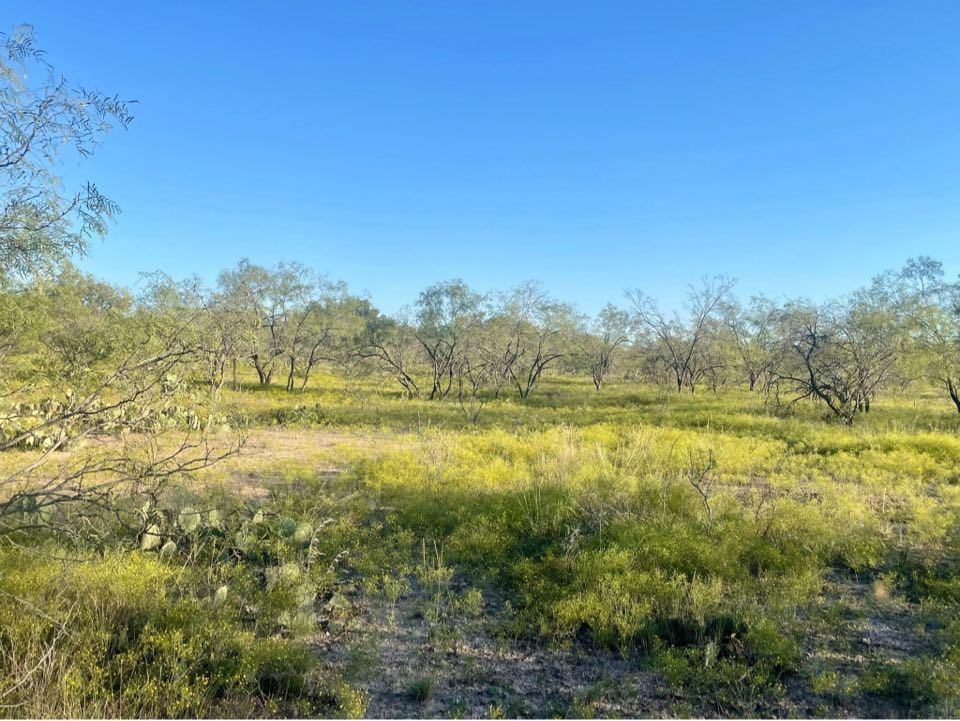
top-left (206, 428), bottom-right (397, 497)
top-left (786, 572), bottom-right (941, 717)
top-left (313, 578), bottom-right (674, 719)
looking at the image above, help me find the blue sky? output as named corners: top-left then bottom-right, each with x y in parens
top-left (7, 1), bottom-right (960, 314)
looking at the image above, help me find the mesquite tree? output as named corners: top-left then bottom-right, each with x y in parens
top-left (216, 259), bottom-right (280, 385)
top-left (0, 24), bottom-right (132, 278)
top-left (778, 298), bottom-right (900, 424)
top-left (581, 304), bottom-right (630, 390)
top-left (355, 309), bottom-right (423, 399)
top-left (414, 280), bottom-right (485, 400)
top-left (723, 295), bottom-right (787, 393)
top-left (628, 276), bottom-right (735, 393)
top-left (872, 257), bottom-right (960, 412)
top-left (496, 281), bottom-right (577, 399)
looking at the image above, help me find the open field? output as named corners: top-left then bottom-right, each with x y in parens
top-left (5, 8), bottom-right (960, 720)
top-left (4, 374), bottom-right (959, 717)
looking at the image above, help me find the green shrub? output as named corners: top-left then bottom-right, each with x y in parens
top-left (0, 550), bottom-right (325, 717)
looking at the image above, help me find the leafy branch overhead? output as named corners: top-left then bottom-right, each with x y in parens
top-left (0, 24), bottom-right (133, 278)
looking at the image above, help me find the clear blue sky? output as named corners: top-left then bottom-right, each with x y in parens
top-left (7, 1), bottom-right (960, 314)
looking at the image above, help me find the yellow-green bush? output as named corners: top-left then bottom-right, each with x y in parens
top-left (0, 550), bottom-right (329, 718)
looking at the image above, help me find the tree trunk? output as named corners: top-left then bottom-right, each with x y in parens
top-left (286, 356), bottom-right (296, 391)
top-left (252, 355), bottom-right (269, 385)
top-left (948, 379), bottom-right (960, 413)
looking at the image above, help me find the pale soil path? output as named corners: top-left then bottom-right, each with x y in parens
top-left (206, 427), bottom-right (394, 497)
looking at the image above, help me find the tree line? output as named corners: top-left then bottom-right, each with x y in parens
top-left (6, 253), bottom-right (960, 427)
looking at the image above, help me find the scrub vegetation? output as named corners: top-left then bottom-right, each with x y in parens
top-left (1, 21), bottom-right (959, 719)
